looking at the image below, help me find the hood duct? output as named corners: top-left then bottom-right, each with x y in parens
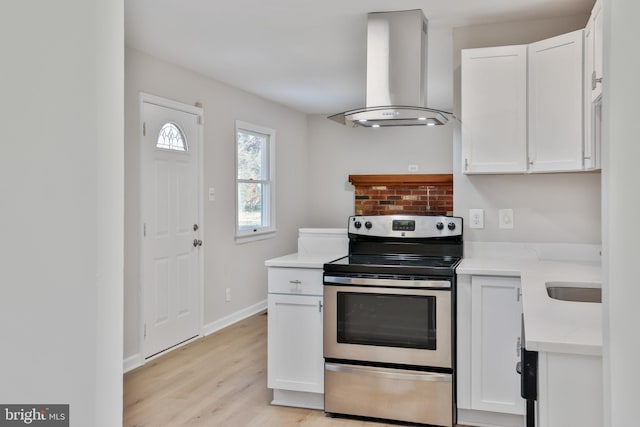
top-left (328, 9), bottom-right (453, 128)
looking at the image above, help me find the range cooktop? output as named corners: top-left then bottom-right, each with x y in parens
top-left (324, 215), bottom-right (463, 278)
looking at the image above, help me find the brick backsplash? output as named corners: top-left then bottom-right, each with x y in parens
top-left (350, 174), bottom-right (453, 216)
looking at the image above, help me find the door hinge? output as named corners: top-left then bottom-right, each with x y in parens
top-left (144, 323), bottom-right (147, 339)
top-left (197, 115), bottom-right (202, 125)
top-left (143, 122), bottom-right (146, 136)
top-left (143, 223), bottom-right (147, 237)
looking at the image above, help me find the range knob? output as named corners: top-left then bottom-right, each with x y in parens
top-left (354, 221), bottom-right (362, 229)
top-left (447, 222), bottom-right (456, 230)
top-left (436, 222), bottom-right (444, 230)
top-left (364, 221), bottom-right (372, 229)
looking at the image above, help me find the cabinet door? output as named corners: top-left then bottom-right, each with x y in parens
top-left (528, 30), bottom-right (584, 172)
top-left (267, 294), bottom-right (324, 393)
top-left (471, 276), bottom-right (524, 415)
top-left (591, 0), bottom-right (603, 102)
top-left (461, 45), bottom-right (528, 174)
top-left (584, 20), bottom-right (596, 170)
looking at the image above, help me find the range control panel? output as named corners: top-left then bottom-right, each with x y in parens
top-left (348, 215), bottom-right (463, 238)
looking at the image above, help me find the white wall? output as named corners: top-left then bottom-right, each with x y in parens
top-left (0, 2), bottom-right (124, 426)
top-left (452, 14), bottom-right (602, 243)
top-left (306, 26), bottom-right (455, 227)
top-left (124, 48), bottom-right (309, 360)
top-left (602, 0), bottom-right (640, 425)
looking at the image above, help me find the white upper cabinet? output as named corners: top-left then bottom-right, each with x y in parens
top-left (462, 22), bottom-right (601, 175)
top-left (584, 0), bottom-right (603, 171)
top-left (589, 0), bottom-right (604, 102)
top-left (528, 29), bottom-right (584, 173)
top-left (461, 45), bottom-right (528, 174)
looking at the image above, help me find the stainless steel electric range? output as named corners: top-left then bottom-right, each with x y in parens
top-left (323, 214), bottom-right (463, 427)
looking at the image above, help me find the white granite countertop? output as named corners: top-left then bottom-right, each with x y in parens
top-left (457, 254), bottom-right (602, 356)
top-left (265, 227), bottom-right (348, 269)
top-left (264, 252), bottom-right (345, 269)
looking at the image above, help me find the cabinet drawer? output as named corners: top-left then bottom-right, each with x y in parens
top-left (268, 268), bottom-right (323, 295)
top-left (325, 363), bottom-right (452, 426)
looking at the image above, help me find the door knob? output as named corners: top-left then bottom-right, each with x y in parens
top-left (193, 239), bottom-right (203, 247)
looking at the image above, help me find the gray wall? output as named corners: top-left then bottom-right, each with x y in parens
top-left (124, 48), bottom-right (309, 360)
top-left (452, 14), bottom-right (602, 243)
top-left (0, 1), bottom-right (124, 425)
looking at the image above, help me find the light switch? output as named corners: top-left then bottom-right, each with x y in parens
top-left (208, 187), bottom-right (216, 201)
top-left (469, 209), bottom-right (484, 229)
top-left (499, 209), bottom-right (514, 229)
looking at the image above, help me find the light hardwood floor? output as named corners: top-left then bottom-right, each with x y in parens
top-left (124, 312), bottom-right (469, 427)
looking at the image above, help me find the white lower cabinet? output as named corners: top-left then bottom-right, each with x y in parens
top-left (471, 276), bottom-right (524, 414)
top-left (267, 267), bottom-right (324, 409)
top-left (458, 275), bottom-right (525, 427)
top-left (537, 352), bottom-right (602, 427)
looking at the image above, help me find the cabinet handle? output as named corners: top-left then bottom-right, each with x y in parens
top-left (289, 280), bottom-right (302, 285)
top-left (592, 71), bottom-right (603, 90)
top-left (517, 288), bottom-right (522, 302)
top-left (318, 300), bottom-right (323, 312)
top-left (464, 158), bottom-right (469, 171)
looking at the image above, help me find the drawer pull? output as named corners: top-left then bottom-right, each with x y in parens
top-left (289, 280), bottom-right (302, 285)
top-left (326, 363), bottom-right (452, 382)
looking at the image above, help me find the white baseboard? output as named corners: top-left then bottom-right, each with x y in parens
top-left (123, 300), bottom-right (267, 373)
top-left (271, 389), bottom-right (324, 410)
top-left (202, 299), bottom-right (267, 337)
top-left (457, 408), bottom-right (524, 427)
top-left (123, 354), bottom-right (143, 373)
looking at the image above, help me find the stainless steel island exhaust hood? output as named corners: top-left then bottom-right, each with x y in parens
top-left (328, 9), bottom-right (453, 128)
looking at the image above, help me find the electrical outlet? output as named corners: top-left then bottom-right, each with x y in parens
top-left (469, 209), bottom-right (484, 229)
top-left (408, 164), bottom-right (419, 172)
top-left (225, 288), bottom-right (231, 302)
top-left (499, 209), bottom-right (514, 229)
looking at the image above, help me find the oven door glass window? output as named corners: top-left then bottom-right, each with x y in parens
top-left (336, 292), bottom-right (436, 350)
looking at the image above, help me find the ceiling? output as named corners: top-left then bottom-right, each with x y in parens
top-left (125, 0), bottom-right (593, 115)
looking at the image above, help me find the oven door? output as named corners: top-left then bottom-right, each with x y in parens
top-left (323, 277), bottom-right (452, 368)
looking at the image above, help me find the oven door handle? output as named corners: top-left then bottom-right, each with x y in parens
top-left (325, 363), bottom-right (452, 382)
top-left (324, 276), bottom-right (451, 289)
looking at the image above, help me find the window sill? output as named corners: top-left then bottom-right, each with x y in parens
top-left (235, 229), bottom-right (276, 245)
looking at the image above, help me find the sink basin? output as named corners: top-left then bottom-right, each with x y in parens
top-left (546, 281), bottom-right (602, 303)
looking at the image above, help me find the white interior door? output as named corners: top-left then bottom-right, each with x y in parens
top-left (141, 96), bottom-right (202, 359)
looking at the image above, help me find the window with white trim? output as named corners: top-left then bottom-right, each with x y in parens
top-left (235, 121), bottom-right (275, 242)
top-left (156, 122), bottom-right (187, 151)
